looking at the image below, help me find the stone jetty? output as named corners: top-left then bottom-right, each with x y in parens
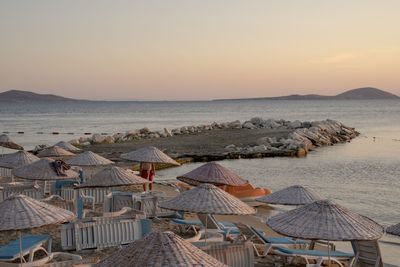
top-left (65, 118), bottom-right (359, 162)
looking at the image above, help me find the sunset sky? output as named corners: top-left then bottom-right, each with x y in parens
top-left (0, 1), bottom-right (399, 100)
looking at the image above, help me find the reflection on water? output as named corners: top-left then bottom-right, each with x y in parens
top-left (1, 99), bottom-right (400, 264)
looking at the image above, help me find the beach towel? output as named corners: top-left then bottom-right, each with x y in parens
top-left (53, 160), bottom-right (71, 176)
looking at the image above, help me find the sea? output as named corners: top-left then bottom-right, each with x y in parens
top-left (1, 99), bottom-right (400, 263)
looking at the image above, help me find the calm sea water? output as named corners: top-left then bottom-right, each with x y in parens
top-left (1, 100), bottom-right (400, 226)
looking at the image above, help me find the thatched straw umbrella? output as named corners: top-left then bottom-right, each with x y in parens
top-left (95, 231), bottom-right (227, 267)
top-left (0, 194), bottom-right (75, 265)
top-left (76, 166), bottom-right (148, 189)
top-left (267, 200), bottom-right (383, 266)
top-left (66, 151), bottom-right (113, 166)
top-left (160, 183), bottom-right (255, 242)
top-left (37, 146), bottom-right (75, 158)
top-left (54, 141), bottom-right (81, 153)
top-left (160, 183), bottom-right (255, 215)
top-left (13, 158), bottom-right (79, 181)
top-left (177, 161), bottom-right (247, 186)
top-left (120, 146), bottom-right (179, 191)
top-left (0, 134), bottom-right (24, 151)
top-left (66, 151), bottom-right (114, 180)
top-left (0, 150), bottom-right (39, 169)
top-left (267, 200), bottom-right (383, 241)
top-left (386, 223), bottom-right (400, 236)
top-left (256, 185), bottom-right (322, 206)
top-left (120, 146), bottom-right (180, 166)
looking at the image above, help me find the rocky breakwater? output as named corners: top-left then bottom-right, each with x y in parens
top-left (225, 118), bottom-right (359, 158)
top-left (68, 117), bottom-right (358, 161)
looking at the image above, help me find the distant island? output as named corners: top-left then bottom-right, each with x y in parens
top-left (0, 90), bottom-right (83, 103)
top-left (214, 87), bottom-right (399, 101)
top-left (0, 87), bottom-right (398, 103)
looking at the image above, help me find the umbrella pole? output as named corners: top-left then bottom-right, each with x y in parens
top-left (328, 240), bottom-right (331, 267)
top-left (19, 230), bottom-right (23, 267)
top-left (205, 214), bottom-right (208, 244)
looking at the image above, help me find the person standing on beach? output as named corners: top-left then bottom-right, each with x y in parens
top-left (140, 162), bottom-right (155, 191)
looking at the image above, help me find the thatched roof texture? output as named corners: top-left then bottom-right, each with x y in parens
top-left (37, 146), bottom-right (75, 158)
top-left (267, 199), bottom-right (384, 241)
top-left (177, 162), bottom-right (247, 186)
top-left (95, 231), bottom-right (227, 267)
top-left (13, 158), bottom-right (79, 181)
top-left (0, 150), bottom-right (39, 169)
top-left (67, 151), bottom-right (114, 166)
top-left (0, 194), bottom-right (75, 231)
top-left (256, 185), bottom-right (322, 205)
top-left (120, 146), bottom-right (179, 165)
top-left (54, 141), bottom-right (81, 152)
top-left (159, 183), bottom-right (255, 215)
top-left (0, 134), bottom-right (24, 150)
top-left (77, 166), bottom-right (148, 188)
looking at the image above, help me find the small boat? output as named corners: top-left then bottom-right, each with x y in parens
top-left (222, 182), bottom-right (272, 203)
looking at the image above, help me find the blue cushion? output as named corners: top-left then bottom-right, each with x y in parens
top-left (253, 228), bottom-right (309, 245)
top-left (140, 219), bottom-right (152, 236)
top-left (0, 235), bottom-right (50, 260)
top-left (276, 247), bottom-right (354, 258)
top-left (172, 219), bottom-right (236, 228)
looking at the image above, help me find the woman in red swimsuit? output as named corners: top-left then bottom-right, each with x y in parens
top-left (140, 162), bottom-right (155, 191)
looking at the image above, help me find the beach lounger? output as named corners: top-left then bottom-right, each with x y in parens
top-left (171, 217), bottom-right (237, 234)
top-left (0, 234), bottom-right (52, 267)
top-left (197, 214), bottom-right (240, 238)
top-left (351, 240), bottom-right (383, 267)
top-left (273, 246), bottom-right (354, 267)
top-left (234, 223), bottom-right (310, 256)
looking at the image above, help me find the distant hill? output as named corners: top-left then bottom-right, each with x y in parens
top-left (215, 87), bottom-right (399, 101)
top-left (0, 90), bottom-right (82, 103)
top-left (335, 87), bottom-right (399, 99)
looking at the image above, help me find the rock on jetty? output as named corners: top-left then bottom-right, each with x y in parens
top-left (69, 118), bottom-right (358, 160)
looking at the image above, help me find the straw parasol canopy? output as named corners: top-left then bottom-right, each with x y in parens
top-left (0, 134), bottom-right (24, 151)
top-left (37, 146), bottom-right (75, 158)
top-left (66, 151), bottom-right (114, 166)
top-left (386, 223), bottom-right (400, 236)
top-left (120, 146), bottom-right (180, 166)
top-left (177, 162), bottom-right (247, 186)
top-left (95, 231), bottom-right (227, 267)
top-left (76, 166), bottom-right (149, 188)
top-left (54, 141), bottom-right (81, 152)
top-left (266, 199), bottom-right (384, 241)
top-left (160, 183), bottom-right (255, 215)
top-left (0, 194), bottom-right (75, 231)
top-left (256, 185), bottom-right (322, 205)
top-left (13, 158), bottom-right (79, 181)
top-left (0, 150), bottom-right (39, 169)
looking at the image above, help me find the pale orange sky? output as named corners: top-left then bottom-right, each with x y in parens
top-left (0, 1), bottom-right (399, 100)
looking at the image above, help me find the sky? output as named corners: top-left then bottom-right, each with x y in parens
top-left (0, 1), bottom-right (399, 100)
